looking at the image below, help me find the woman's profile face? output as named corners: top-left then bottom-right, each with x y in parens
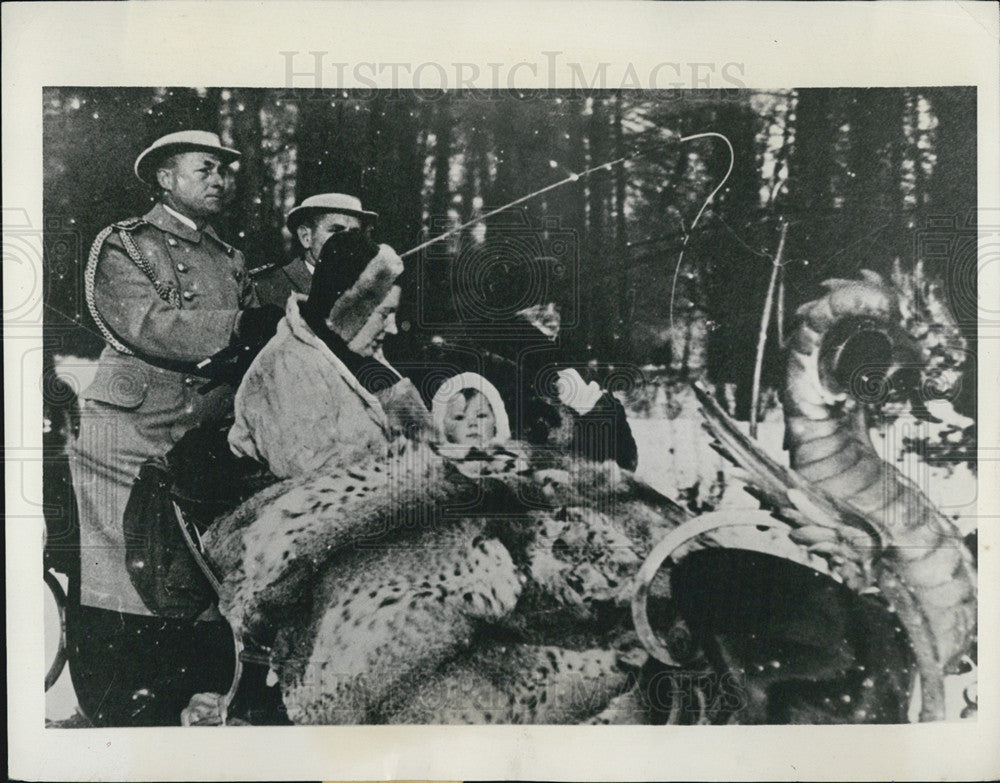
top-left (347, 285), bottom-right (401, 358)
top-left (443, 390), bottom-right (497, 445)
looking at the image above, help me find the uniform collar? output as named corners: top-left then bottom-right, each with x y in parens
top-left (161, 203), bottom-right (198, 230)
top-left (145, 202), bottom-right (226, 246)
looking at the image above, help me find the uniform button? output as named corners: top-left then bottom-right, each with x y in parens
top-left (234, 269), bottom-right (244, 281)
top-left (167, 237), bottom-right (178, 247)
top-left (182, 290), bottom-right (195, 301)
top-left (176, 262), bottom-right (188, 273)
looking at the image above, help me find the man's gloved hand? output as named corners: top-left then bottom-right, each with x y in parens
top-left (233, 304), bottom-right (284, 348)
top-left (194, 305), bottom-right (283, 392)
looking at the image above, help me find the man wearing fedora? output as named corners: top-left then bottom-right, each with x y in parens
top-left (67, 130), bottom-right (285, 726)
top-left (252, 192), bottom-right (378, 309)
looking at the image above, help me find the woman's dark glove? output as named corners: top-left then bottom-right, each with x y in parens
top-left (571, 392), bottom-right (639, 471)
top-left (233, 304), bottom-right (285, 348)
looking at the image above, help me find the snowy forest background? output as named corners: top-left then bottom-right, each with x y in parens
top-left (43, 87), bottom-right (977, 422)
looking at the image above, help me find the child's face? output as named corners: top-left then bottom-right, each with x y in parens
top-left (443, 390), bottom-right (497, 445)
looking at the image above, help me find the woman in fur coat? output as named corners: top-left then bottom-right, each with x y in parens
top-left (228, 229), bottom-right (432, 479)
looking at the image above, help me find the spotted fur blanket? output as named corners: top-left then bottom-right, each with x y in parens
top-left (202, 441), bottom-right (683, 724)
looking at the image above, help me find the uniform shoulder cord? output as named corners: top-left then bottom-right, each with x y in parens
top-left (85, 218), bottom-right (182, 357)
top-left (85, 219), bottom-right (201, 375)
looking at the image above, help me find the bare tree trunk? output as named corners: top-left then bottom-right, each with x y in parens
top-left (363, 92), bottom-right (387, 210)
top-left (925, 87), bottom-right (977, 418)
top-left (587, 98), bottom-right (612, 357)
top-left (784, 89), bottom-right (839, 305)
top-left (613, 95), bottom-right (630, 356)
top-left (227, 89), bottom-right (282, 266)
top-left (430, 96), bottom-right (453, 235)
top-left (926, 88), bottom-right (976, 229)
top-left (295, 95), bottom-right (330, 201)
top-left (842, 89), bottom-right (906, 278)
top-left (564, 97), bottom-right (590, 359)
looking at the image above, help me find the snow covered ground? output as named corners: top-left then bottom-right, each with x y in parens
top-left (628, 382), bottom-right (978, 536)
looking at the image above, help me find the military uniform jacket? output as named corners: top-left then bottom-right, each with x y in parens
top-left (71, 202), bottom-right (258, 615)
top-left (251, 255), bottom-right (312, 310)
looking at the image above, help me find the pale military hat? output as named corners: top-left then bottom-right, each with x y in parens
top-left (134, 130), bottom-right (242, 184)
top-left (286, 193), bottom-right (378, 232)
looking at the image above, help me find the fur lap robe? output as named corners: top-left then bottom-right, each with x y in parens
top-left (202, 439), bottom-right (686, 724)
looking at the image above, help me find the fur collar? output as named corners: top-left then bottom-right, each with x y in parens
top-left (282, 293), bottom-right (389, 433)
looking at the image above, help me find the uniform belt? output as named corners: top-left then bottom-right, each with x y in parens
top-left (100, 320), bottom-right (205, 377)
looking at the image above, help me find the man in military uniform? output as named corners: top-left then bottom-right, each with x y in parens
top-left (252, 192), bottom-right (378, 308)
top-left (67, 130), bottom-right (284, 726)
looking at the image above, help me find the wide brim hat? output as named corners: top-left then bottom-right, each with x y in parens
top-left (286, 193), bottom-right (379, 232)
top-left (134, 130), bottom-right (242, 185)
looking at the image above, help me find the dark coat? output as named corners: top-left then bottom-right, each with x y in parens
top-left (71, 202), bottom-right (258, 615)
top-left (251, 256), bottom-right (313, 309)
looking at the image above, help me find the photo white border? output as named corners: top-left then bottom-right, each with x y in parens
top-left (5, 2), bottom-right (999, 780)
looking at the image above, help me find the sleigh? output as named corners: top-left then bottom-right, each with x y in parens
top-left (50, 274), bottom-right (976, 725)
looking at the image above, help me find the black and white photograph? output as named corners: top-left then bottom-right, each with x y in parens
top-left (6, 2), bottom-right (999, 781)
top-left (40, 84), bottom-right (980, 729)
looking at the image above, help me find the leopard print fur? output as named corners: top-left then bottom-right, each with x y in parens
top-left (204, 440), bottom-right (688, 724)
top-left (272, 519), bottom-right (521, 724)
top-left (385, 645), bottom-right (630, 724)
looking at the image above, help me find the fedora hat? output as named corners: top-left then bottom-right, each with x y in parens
top-left (134, 130), bottom-right (242, 184)
top-left (286, 193), bottom-right (379, 232)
